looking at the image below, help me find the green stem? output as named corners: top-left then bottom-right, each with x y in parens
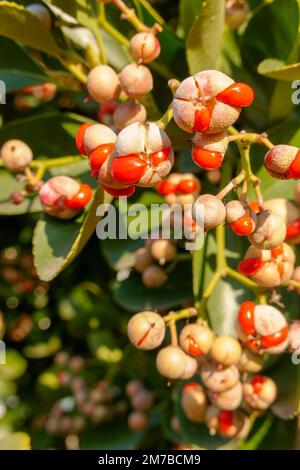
top-left (155, 104), bottom-right (173, 129)
top-left (101, 19), bottom-right (129, 47)
top-left (226, 267), bottom-right (259, 293)
top-left (60, 60), bottom-right (88, 85)
top-left (164, 307), bottom-right (197, 323)
top-left (138, 0), bottom-right (165, 25)
top-left (111, 0), bottom-right (161, 33)
top-left (91, 24), bottom-right (107, 64)
top-left (216, 223), bottom-right (227, 273)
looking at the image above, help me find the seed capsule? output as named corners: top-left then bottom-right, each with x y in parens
top-left (134, 247), bottom-right (153, 273)
top-left (157, 173), bottom-right (201, 206)
top-left (87, 65), bottom-right (121, 103)
top-left (130, 32), bottom-right (161, 64)
top-left (128, 411), bottom-right (148, 431)
top-left (226, 200), bottom-right (256, 236)
top-left (264, 145), bottom-right (300, 179)
top-left (209, 381), bottom-right (243, 411)
top-left (150, 240), bottom-right (177, 265)
top-left (288, 321), bottom-right (300, 352)
top-left (192, 132), bottom-right (229, 170)
top-left (119, 64), bottom-right (153, 98)
top-left (179, 323), bottom-right (214, 357)
top-left (156, 346), bottom-right (187, 379)
top-left (181, 382), bottom-right (207, 423)
top-left (76, 123), bottom-right (117, 157)
top-left (239, 243), bottom-right (295, 287)
top-left (127, 311), bottom-right (166, 350)
top-left (225, 0), bottom-right (249, 30)
top-left (243, 375), bottom-right (277, 410)
top-left (0, 139), bottom-right (33, 172)
top-left (113, 101), bottom-right (147, 130)
top-left (248, 210), bottom-right (286, 250)
top-left (142, 265), bottom-right (168, 288)
top-left (205, 406), bottom-right (248, 439)
top-left (237, 347), bottom-right (264, 373)
top-left (200, 362), bottom-right (240, 392)
top-left (210, 336), bottom-right (242, 366)
top-left (180, 355), bottom-right (199, 379)
top-left (131, 389), bottom-right (153, 411)
top-left (172, 70), bottom-right (253, 134)
top-left (193, 194), bottom-right (226, 230)
top-left (237, 302), bottom-right (289, 354)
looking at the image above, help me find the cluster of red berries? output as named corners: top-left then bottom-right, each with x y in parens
top-left (126, 302), bottom-right (300, 440)
top-left (126, 380), bottom-right (154, 432)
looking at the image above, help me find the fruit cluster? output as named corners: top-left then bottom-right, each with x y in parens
top-left (127, 302), bottom-right (299, 439)
top-left (126, 380), bottom-right (154, 432)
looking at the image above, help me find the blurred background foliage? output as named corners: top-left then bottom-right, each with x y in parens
top-left (0, 0), bottom-right (300, 449)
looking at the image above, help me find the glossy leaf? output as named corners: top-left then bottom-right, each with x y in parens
top-left (0, 1), bottom-right (61, 57)
top-left (33, 187), bottom-right (104, 281)
top-left (186, 0), bottom-right (225, 75)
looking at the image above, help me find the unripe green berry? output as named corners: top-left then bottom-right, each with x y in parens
top-left (87, 65), bottom-right (121, 103)
top-left (113, 100), bottom-right (147, 130)
top-left (127, 311), bottom-right (165, 350)
top-left (119, 64), bottom-right (153, 98)
top-left (0, 139), bottom-right (33, 172)
top-left (156, 345), bottom-right (187, 379)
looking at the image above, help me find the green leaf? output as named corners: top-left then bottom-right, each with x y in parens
top-left (113, 259), bottom-right (193, 312)
top-left (178, 0), bottom-right (204, 38)
top-left (33, 187), bottom-right (104, 281)
top-left (258, 58), bottom-right (300, 81)
top-left (186, 0), bottom-right (225, 75)
top-left (0, 37), bottom-right (48, 92)
top-left (0, 1), bottom-right (61, 57)
top-left (241, 0), bottom-right (299, 72)
top-left (0, 112), bottom-right (90, 158)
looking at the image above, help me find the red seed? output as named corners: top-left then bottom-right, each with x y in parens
top-left (238, 258), bottom-right (264, 275)
top-left (230, 215), bottom-right (255, 236)
top-left (188, 339), bottom-right (204, 357)
top-left (216, 83), bottom-right (254, 107)
top-left (194, 105), bottom-right (211, 132)
top-left (111, 155), bottom-right (147, 185)
top-left (192, 147), bottom-right (223, 170)
top-left (286, 218), bottom-right (300, 239)
top-left (238, 301), bottom-right (256, 336)
top-left (287, 151), bottom-right (300, 179)
top-left (156, 181), bottom-right (177, 196)
top-left (176, 179), bottom-right (199, 195)
top-left (76, 123), bottom-right (92, 155)
top-left (218, 410), bottom-right (233, 433)
top-left (182, 382), bottom-right (200, 393)
top-left (251, 375), bottom-right (265, 394)
top-left (261, 326), bottom-right (288, 349)
top-left (102, 184), bottom-right (135, 197)
top-left (89, 143), bottom-right (115, 178)
top-left (65, 183), bottom-right (93, 209)
top-left (248, 201), bottom-right (260, 214)
top-left (150, 147), bottom-right (170, 166)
